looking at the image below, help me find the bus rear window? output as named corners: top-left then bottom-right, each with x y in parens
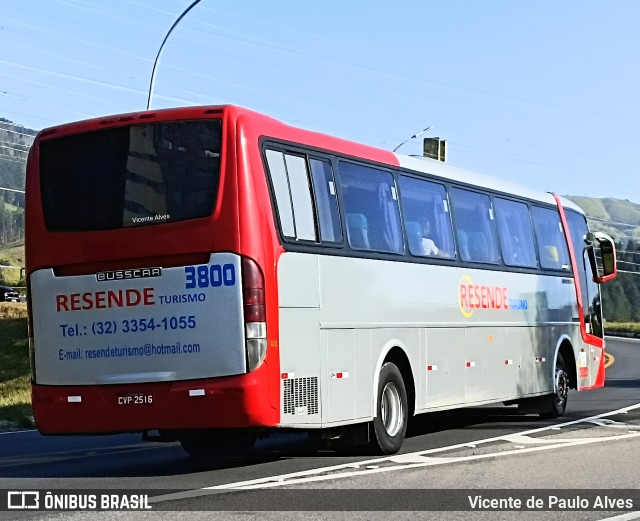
top-left (39, 120), bottom-right (222, 232)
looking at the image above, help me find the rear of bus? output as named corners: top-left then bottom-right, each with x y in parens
top-left (26, 106), bottom-right (280, 440)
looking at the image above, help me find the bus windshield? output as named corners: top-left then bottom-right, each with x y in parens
top-left (39, 119), bottom-right (222, 232)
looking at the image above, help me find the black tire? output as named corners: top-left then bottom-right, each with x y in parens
top-left (540, 353), bottom-right (569, 419)
top-left (179, 430), bottom-right (256, 459)
top-left (369, 362), bottom-right (408, 455)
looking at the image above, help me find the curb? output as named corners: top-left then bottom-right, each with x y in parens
top-left (605, 331), bottom-right (640, 339)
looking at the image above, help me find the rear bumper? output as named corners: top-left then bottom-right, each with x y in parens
top-left (32, 367), bottom-right (278, 435)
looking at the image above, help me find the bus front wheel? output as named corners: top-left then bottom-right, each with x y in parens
top-left (540, 353), bottom-right (569, 419)
top-left (369, 362), bottom-right (408, 455)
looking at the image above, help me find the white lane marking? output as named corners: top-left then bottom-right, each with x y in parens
top-left (226, 431), bottom-right (640, 489)
top-left (151, 430), bottom-right (640, 505)
top-left (598, 513), bottom-right (640, 521)
top-left (503, 434), bottom-right (619, 445)
top-left (150, 402), bottom-right (640, 505)
top-left (587, 419), bottom-right (630, 428)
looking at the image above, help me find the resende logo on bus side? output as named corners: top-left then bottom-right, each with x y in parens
top-left (458, 275), bottom-right (529, 318)
top-left (458, 275), bottom-right (509, 318)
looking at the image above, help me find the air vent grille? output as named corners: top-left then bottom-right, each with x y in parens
top-left (283, 377), bottom-right (318, 415)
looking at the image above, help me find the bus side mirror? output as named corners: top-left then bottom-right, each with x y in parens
top-left (587, 232), bottom-right (617, 283)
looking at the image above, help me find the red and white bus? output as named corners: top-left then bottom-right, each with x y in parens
top-left (26, 105), bottom-right (616, 456)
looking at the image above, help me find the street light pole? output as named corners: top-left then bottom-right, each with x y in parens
top-left (146, 0), bottom-right (202, 110)
top-left (392, 126), bottom-right (434, 153)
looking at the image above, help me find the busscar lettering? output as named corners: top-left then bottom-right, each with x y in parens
top-left (96, 267), bottom-right (161, 282)
top-left (56, 288), bottom-right (155, 312)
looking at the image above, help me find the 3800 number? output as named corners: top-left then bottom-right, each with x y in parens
top-left (185, 264), bottom-right (236, 289)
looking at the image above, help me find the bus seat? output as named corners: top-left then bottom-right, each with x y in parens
top-left (405, 221), bottom-right (423, 255)
top-left (542, 245), bottom-right (559, 267)
top-left (468, 232), bottom-right (490, 262)
top-left (457, 229), bottom-right (470, 260)
top-left (346, 213), bottom-right (370, 249)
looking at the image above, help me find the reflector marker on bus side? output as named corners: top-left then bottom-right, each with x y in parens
top-left (466, 361), bottom-right (476, 368)
top-left (426, 365), bottom-right (438, 371)
top-left (67, 396), bottom-right (82, 403)
top-left (504, 359), bottom-right (513, 365)
top-left (330, 372), bottom-right (349, 379)
top-left (188, 389), bottom-right (205, 397)
top-left (281, 372), bottom-right (295, 380)
top-left (535, 357), bottom-right (546, 363)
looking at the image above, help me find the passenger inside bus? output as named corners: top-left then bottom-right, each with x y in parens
top-left (542, 244), bottom-right (560, 268)
top-left (346, 212), bottom-right (370, 249)
top-left (421, 219), bottom-right (440, 256)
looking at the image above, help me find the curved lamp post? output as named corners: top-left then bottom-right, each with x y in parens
top-left (147, 0), bottom-right (202, 110)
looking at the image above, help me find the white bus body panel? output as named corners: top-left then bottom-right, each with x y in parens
top-left (277, 252), bottom-right (587, 429)
top-left (30, 253), bottom-right (246, 385)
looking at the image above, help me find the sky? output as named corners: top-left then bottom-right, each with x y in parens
top-left (1, 0), bottom-right (639, 203)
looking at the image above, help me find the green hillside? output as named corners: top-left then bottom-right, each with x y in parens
top-left (0, 120), bottom-right (31, 248)
top-left (566, 196), bottom-right (640, 322)
top-left (567, 196), bottom-right (640, 241)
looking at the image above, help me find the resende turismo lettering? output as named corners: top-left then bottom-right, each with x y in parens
top-left (56, 288), bottom-right (155, 312)
top-left (458, 274), bottom-right (509, 318)
top-left (459, 283), bottom-right (509, 310)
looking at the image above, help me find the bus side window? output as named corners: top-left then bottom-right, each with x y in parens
top-left (450, 188), bottom-right (499, 264)
top-left (265, 149), bottom-right (295, 238)
top-left (338, 162), bottom-right (402, 254)
top-left (531, 206), bottom-right (570, 271)
top-left (284, 154), bottom-right (316, 241)
top-left (309, 158), bottom-right (342, 243)
top-left (265, 150), bottom-right (317, 242)
top-left (398, 175), bottom-right (455, 259)
top-left (494, 197), bottom-right (538, 268)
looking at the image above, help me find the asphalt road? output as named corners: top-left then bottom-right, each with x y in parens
top-left (1, 337), bottom-right (639, 520)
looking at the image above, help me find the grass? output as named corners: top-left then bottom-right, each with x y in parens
top-left (0, 240), bottom-right (25, 287)
top-left (0, 241), bottom-right (24, 266)
top-left (606, 322), bottom-right (640, 335)
top-left (0, 302), bottom-right (32, 429)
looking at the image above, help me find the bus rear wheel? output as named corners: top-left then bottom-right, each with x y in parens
top-left (368, 362), bottom-right (408, 455)
top-left (540, 353), bottom-right (569, 419)
top-left (179, 430), bottom-right (256, 459)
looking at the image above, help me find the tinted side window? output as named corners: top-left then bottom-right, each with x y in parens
top-left (450, 188), bottom-right (499, 263)
top-left (531, 206), bottom-right (570, 271)
top-left (494, 198), bottom-right (537, 268)
top-left (265, 150), bottom-right (317, 242)
top-left (265, 149), bottom-right (295, 237)
top-left (398, 176), bottom-right (454, 258)
top-left (338, 162), bottom-right (402, 253)
top-left (565, 209), bottom-right (603, 337)
top-left (565, 209), bottom-right (591, 309)
top-left (309, 158), bottom-right (342, 243)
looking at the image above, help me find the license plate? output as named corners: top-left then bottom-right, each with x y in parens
top-left (117, 393), bottom-right (153, 406)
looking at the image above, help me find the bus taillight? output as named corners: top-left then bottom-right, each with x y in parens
top-left (242, 257), bottom-right (267, 371)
